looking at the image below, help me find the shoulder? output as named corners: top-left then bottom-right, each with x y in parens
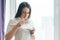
top-left (8, 18), bottom-right (18, 25)
top-left (9, 18), bottom-right (16, 23)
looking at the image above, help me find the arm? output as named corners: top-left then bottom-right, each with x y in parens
top-left (5, 18), bottom-right (26, 40)
top-left (31, 34), bottom-right (35, 40)
top-left (5, 22), bottom-right (20, 40)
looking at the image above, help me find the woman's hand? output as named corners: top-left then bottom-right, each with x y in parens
top-left (30, 27), bottom-right (35, 34)
top-left (30, 27), bottom-right (35, 40)
top-left (16, 18), bottom-right (26, 28)
top-left (18, 18), bottom-right (26, 26)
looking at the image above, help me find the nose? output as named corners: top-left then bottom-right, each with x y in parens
top-left (25, 12), bottom-right (28, 16)
top-left (25, 13), bottom-right (29, 19)
top-left (23, 13), bottom-right (27, 18)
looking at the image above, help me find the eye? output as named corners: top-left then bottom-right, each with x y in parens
top-left (22, 11), bottom-right (29, 14)
top-left (22, 11), bottom-right (25, 14)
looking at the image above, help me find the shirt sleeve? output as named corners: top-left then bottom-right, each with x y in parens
top-left (6, 19), bottom-right (17, 34)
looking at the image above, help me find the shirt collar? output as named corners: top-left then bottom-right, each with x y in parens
top-left (17, 17), bottom-right (30, 22)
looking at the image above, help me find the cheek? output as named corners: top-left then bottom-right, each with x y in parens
top-left (21, 13), bottom-right (29, 18)
top-left (21, 13), bottom-right (26, 17)
top-left (27, 14), bottom-right (29, 17)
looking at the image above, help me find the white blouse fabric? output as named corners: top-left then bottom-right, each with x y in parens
top-left (6, 17), bottom-right (34, 40)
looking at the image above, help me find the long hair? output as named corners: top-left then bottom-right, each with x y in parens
top-left (15, 2), bottom-right (31, 18)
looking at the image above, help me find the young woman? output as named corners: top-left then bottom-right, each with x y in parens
top-left (5, 2), bottom-right (35, 40)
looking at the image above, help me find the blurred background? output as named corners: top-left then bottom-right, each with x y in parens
top-left (5, 0), bottom-right (54, 40)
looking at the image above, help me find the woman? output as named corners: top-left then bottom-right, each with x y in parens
top-left (5, 2), bottom-right (35, 40)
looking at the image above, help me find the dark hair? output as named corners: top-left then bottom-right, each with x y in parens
top-left (15, 2), bottom-right (31, 18)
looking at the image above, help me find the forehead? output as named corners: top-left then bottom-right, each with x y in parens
top-left (22, 7), bottom-right (29, 12)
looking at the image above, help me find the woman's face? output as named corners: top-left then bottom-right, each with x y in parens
top-left (20, 7), bottom-right (30, 19)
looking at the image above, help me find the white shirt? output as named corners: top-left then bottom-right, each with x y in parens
top-left (6, 17), bottom-right (34, 40)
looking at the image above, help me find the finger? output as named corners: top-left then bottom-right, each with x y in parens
top-left (33, 27), bottom-right (35, 31)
